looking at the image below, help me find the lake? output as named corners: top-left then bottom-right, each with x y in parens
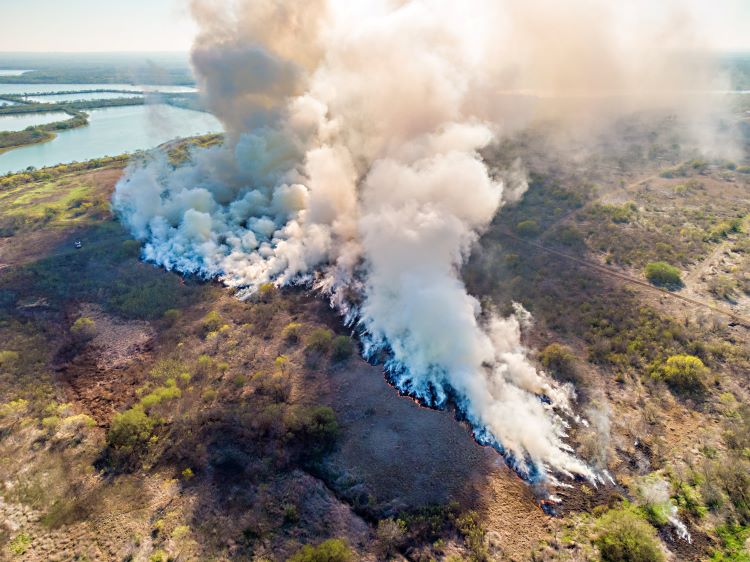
top-left (0, 83), bottom-right (196, 95)
top-left (0, 104), bottom-right (222, 174)
top-left (0, 111), bottom-right (70, 131)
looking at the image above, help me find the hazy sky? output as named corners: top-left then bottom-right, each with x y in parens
top-left (0, 0), bottom-right (748, 53)
top-left (0, 0), bottom-right (196, 52)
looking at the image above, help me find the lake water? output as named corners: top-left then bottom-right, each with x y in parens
top-left (0, 99), bottom-right (20, 107)
top-left (25, 92), bottom-right (144, 103)
top-left (0, 111), bottom-right (70, 132)
top-left (0, 70), bottom-right (32, 76)
top-left (0, 104), bottom-right (222, 174)
top-left (0, 83), bottom-right (196, 95)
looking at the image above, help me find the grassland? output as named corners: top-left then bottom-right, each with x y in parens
top-left (0, 114), bottom-right (749, 561)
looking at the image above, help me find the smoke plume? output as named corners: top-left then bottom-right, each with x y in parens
top-left (114, 0), bottom-right (725, 481)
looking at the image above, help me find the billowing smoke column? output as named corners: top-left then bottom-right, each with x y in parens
top-left (114, 0), bottom-right (719, 481)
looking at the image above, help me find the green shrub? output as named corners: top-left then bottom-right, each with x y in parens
top-left (149, 550), bottom-right (169, 562)
top-left (162, 308), bottom-right (181, 326)
top-left (285, 405), bottom-right (339, 455)
top-left (71, 316), bottom-right (96, 342)
top-left (0, 350), bottom-right (20, 366)
top-left (275, 355), bottom-right (290, 373)
top-left (140, 384), bottom-right (181, 410)
top-left (375, 518), bottom-right (406, 558)
top-left (287, 538), bottom-right (353, 562)
top-left (200, 310), bottom-right (223, 334)
top-left (258, 282), bottom-right (277, 302)
top-left (109, 276), bottom-right (186, 320)
top-left (306, 328), bottom-right (333, 353)
top-left (331, 336), bottom-right (354, 361)
top-left (539, 343), bottom-right (578, 382)
top-left (0, 398), bottom-right (28, 418)
top-left (283, 322), bottom-right (303, 343)
top-left (711, 524), bottom-right (750, 561)
top-left (107, 405), bottom-right (156, 453)
top-left (455, 511), bottom-right (489, 561)
top-left (121, 239), bottom-right (141, 258)
top-left (515, 219), bottom-right (540, 237)
top-left (707, 219), bottom-right (743, 242)
top-left (595, 507), bottom-right (664, 562)
top-left (653, 354), bottom-right (708, 394)
top-left (9, 532), bottom-right (32, 555)
top-left (196, 354), bottom-right (213, 377)
top-left (644, 262), bottom-right (682, 288)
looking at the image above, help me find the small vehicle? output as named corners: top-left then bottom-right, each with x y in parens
top-left (74, 241), bottom-right (82, 249)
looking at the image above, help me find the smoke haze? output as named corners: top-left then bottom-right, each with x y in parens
top-left (113, 0), bottom-right (729, 481)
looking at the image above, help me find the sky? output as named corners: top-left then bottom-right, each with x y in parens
top-left (0, 0), bottom-right (196, 52)
top-left (0, 0), bottom-right (748, 53)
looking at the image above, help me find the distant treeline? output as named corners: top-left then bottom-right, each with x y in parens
top-left (13, 89), bottom-right (144, 97)
top-left (720, 52), bottom-right (750, 90)
top-left (0, 52), bottom-right (195, 86)
top-left (0, 93), bottom-right (204, 116)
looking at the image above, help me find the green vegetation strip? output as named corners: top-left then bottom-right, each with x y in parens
top-left (0, 110), bottom-right (88, 153)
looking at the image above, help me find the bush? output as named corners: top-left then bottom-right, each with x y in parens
top-left (515, 219), bottom-right (540, 237)
top-left (376, 518), bottom-right (406, 558)
top-left (455, 511), bottom-right (489, 561)
top-left (283, 322), bottom-right (303, 343)
top-left (287, 538), bottom-right (353, 562)
top-left (306, 328), bottom-right (333, 353)
top-left (200, 310), bottom-right (223, 334)
top-left (0, 350), bottom-right (20, 367)
top-left (644, 262), bottom-right (682, 288)
top-left (71, 316), bottom-right (96, 342)
top-left (654, 354), bottom-right (708, 394)
top-left (121, 239), bottom-right (141, 258)
top-left (539, 343), bottom-right (577, 382)
top-left (140, 384), bottom-right (181, 411)
top-left (107, 405), bottom-right (156, 453)
top-left (331, 336), bottom-right (354, 361)
top-left (257, 282), bottom-right (277, 302)
top-left (285, 405), bottom-right (339, 455)
top-left (595, 507), bottom-right (664, 562)
top-left (162, 308), bottom-right (181, 326)
top-left (9, 532), bottom-right (32, 555)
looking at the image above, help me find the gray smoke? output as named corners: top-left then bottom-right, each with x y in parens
top-left (113, 0), bottom-right (727, 481)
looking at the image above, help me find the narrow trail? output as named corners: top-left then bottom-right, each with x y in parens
top-left (496, 229), bottom-right (750, 329)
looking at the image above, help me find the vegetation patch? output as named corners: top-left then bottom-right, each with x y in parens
top-left (644, 261), bottom-right (682, 288)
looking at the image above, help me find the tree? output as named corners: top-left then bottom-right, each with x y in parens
top-left (644, 262), bottom-right (682, 288)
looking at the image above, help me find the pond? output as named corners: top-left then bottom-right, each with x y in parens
top-left (0, 104), bottom-right (223, 174)
top-left (0, 111), bottom-right (70, 132)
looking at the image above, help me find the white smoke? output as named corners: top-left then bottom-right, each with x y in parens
top-left (638, 475), bottom-right (692, 543)
top-left (113, 0), bottom-right (726, 482)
